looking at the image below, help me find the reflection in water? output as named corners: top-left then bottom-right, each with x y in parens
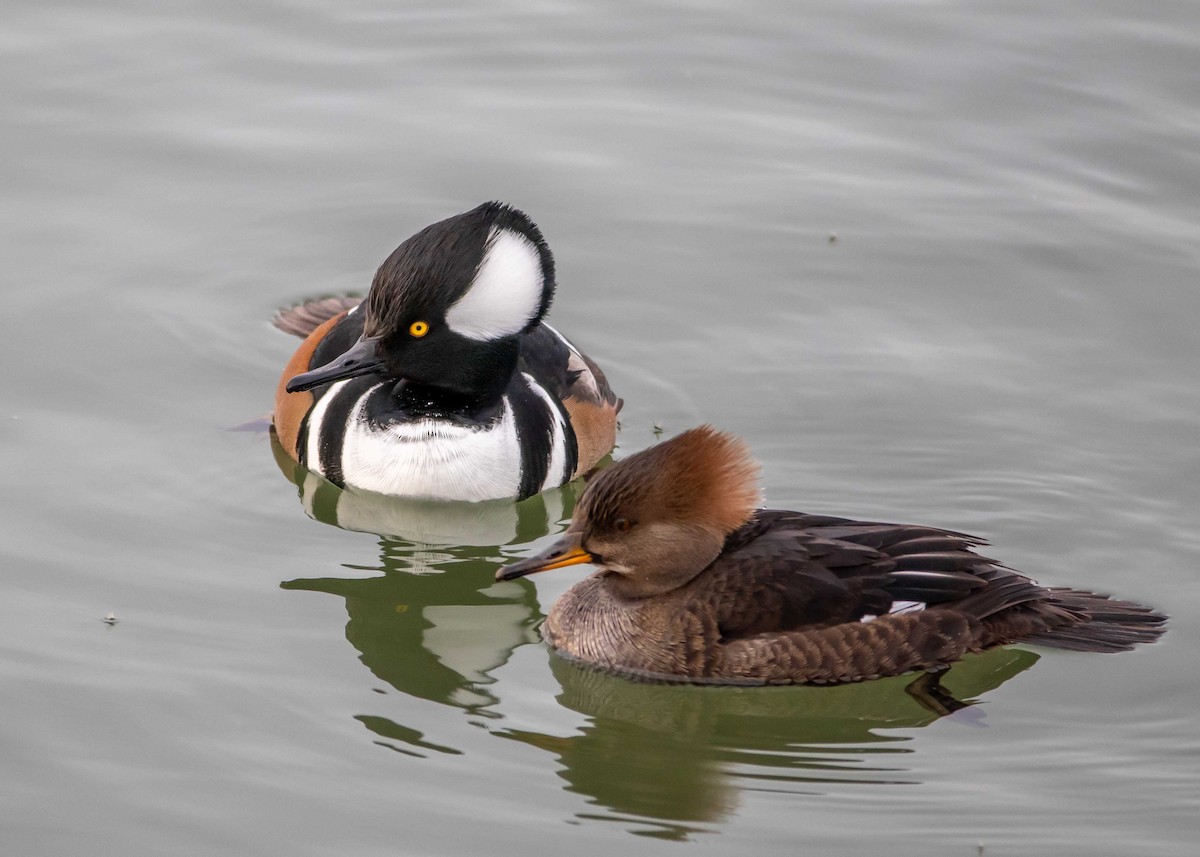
top-left (277, 429), bottom-right (579, 739)
top-left (283, 546), bottom-right (540, 720)
top-left (274, 431), bottom-right (1038, 836)
top-left (498, 648), bottom-right (1038, 838)
top-left (270, 429), bottom-right (581, 543)
top-left (278, 473), bottom-right (579, 724)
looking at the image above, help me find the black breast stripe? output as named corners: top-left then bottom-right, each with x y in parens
top-left (298, 310), bottom-right (365, 473)
top-left (295, 418), bottom-right (311, 470)
top-left (316, 377), bottom-right (378, 488)
top-left (552, 393), bottom-right (578, 486)
top-left (508, 376), bottom-right (558, 500)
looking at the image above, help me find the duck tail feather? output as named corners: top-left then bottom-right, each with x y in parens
top-left (1023, 588), bottom-right (1167, 653)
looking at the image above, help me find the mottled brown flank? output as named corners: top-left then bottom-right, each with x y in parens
top-left (273, 310), bottom-right (350, 459)
top-left (715, 611), bottom-right (981, 685)
top-left (580, 426), bottom-right (761, 535)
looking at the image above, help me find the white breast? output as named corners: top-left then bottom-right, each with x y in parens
top-left (333, 386), bottom-right (524, 501)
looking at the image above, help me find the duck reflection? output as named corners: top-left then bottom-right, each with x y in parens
top-left (273, 431), bottom-right (1038, 835)
top-left (277, 431), bottom-right (579, 738)
top-left (271, 429), bottom-right (579, 542)
top-left (283, 545), bottom-right (539, 719)
top-left (278, 490), bottom-right (584, 726)
top-left (495, 647), bottom-right (1037, 838)
top-left (283, 532), bottom-right (1036, 834)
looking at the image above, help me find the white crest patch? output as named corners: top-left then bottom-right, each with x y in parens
top-left (445, 227), bottom-right (544, 341)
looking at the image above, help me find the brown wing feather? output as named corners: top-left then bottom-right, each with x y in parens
top-left (698, 534), bottom-right (888, 641)
top-left (699, 512), bottom-right (1166, 681)
top-left (273, 296), bottom-right (362, 339)
top-left (698, 511), bottom-right (995, 642)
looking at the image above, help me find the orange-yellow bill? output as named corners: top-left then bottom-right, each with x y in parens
top-left (496, 531), bottom-right (593, 581)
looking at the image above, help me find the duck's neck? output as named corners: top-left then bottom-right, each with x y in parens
top-left (387, 380), bottom-right (498, 422)
top-left (390, 338), bottom-right (519, 421)
top-left (599, 524), bottom-right (729, 600)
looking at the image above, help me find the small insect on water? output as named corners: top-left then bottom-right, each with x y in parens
top-left (103, 611), bottom-right (118, 625)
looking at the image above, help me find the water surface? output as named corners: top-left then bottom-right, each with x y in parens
top-left (3, 1), bottom-right (1198, 854)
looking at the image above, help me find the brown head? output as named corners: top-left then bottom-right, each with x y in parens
top-left (497, 426), bottom-right (762, 598)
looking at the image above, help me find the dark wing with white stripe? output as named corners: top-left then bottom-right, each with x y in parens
top-left (701, 510), bottom-right (1164, 657)
top-left (699, 511), bottom-right (1004, 641)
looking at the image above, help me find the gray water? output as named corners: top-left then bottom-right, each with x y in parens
top-left (3, 1), bottom-right (1198, 854)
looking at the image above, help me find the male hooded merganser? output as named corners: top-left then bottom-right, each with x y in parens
top-left (497, 426), bottom-right (1166, 684)
top-left (273, 202), bottom-right (621, 502)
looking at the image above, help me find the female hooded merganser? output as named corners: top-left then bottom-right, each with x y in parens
top-left (273, 202), bottom-right (621, 502)
top-left (497, 426), bottom-right (1166, 684)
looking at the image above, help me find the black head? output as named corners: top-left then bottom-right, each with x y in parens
top-left (286, 202), bottom-right (556, 400)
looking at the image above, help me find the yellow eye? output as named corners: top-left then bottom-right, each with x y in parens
top-left (409, 320), bottom-right (429, 338)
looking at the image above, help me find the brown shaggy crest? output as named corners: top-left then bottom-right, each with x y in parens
top-left (581, 425), bottom-right (761, 536)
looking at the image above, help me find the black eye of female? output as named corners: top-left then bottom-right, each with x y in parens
top-left (613, 518), bottom-right (632, 533)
